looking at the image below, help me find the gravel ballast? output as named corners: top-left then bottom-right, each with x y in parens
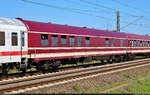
top-left (25, 63), bottom-right (150, 94)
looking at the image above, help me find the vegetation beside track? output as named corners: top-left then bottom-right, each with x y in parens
top-left (76, 69), bottom-right (150, 94)
top-left (109, 73), bottom-right (150, 94)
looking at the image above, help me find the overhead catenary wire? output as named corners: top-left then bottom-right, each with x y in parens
top-left (79, 0), bottom-right (142, 18)
top-left (63, 0), bottom-right (116, 14)
top-left (21, 0), bottom-right (115, 21)
top-left (111, 0), bottom-right (150, 14)
top-left (120, 16), bottom-right (144, 30)
top-left (110, 0), bottom-right (150, 22)
top-left (22, 0), bottom-right (150, 30)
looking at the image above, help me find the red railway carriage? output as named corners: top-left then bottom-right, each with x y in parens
top-left (124, 33), bottom-right (150, 55)
top-left (17, 18), bottom-right (128, 68)
top-left (1, 17), bottom-right (150, 75)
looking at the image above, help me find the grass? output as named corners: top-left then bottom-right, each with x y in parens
top-left (72, 85), bottom-right (85, 93)
top-left (78, 70), bottom-right (150, 94)
top-left (90, 81), bottom-right (126, 94)
top-left (73, 85), bottom-right (80, 92)
top-left (110, 78), bottom-right (150, 94)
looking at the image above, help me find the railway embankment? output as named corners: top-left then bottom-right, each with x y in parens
top-left (25, 60), bottom-right (150, 94)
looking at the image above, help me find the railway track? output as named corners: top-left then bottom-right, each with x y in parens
top-left (1, 58), bottom-right (150, 94)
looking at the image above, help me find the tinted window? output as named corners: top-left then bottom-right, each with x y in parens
top-left (145, 41), bottom-right (147, 47)
top-left (130, 40), bottom-right (132, 47)
top-left (85, 37), bottom-right (90, 47)
top-left (147, 41), bottom-right (150, 47)
top-left (0, 32), bottom-right (5, 46)
top-left (77, 36), bottom-right (82, 46)
top-left (52, 35), bottom-right (58, 46)
top-left (70, 36), bottom-right (75, 46)
top-left (12, 33), bottom-right (18, 46)
top-left (140, 41), bottom-right (142, 47)
top-left (120, 39), bottom-right (123, 47)
top-left (105, 38), bottom-right (109, 47)
top-left (111, 39), bottom-right (114, 47)
top-left (131, 41), bottom-right (134, 47)
top-left (21, 32), bottom-right (25, 46)
top-left (143, 41), bottom-right (145, 47)
top-left (137, 40), bottom-right (140, 47)
top-left (41, 34), bottom-right (48, 46)
top-left (134, 40), bottom-right (136, 47)
top-left (126, 40), bottom-right (128, 47)
top-left (61, 35), bottom-right (67, 46)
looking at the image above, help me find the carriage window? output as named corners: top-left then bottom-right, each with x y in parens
top-left (85, 37), bottom-right (90, 47)
top-left (61, 35), bottom-right (67, 46)
top-left (70, 36), bottom-right (75, 46)
top-left (21, 32), bottom-right (25, 46)
top-left (145, 41), bottom-right (147, 47)
top-left (130, 40), bottom-right (132, 47)
top-left (12, 33), bottom-right (18, 46)
top-left (0, 32), bottom-right (5, 46)
top-left (138, 41), bottom-right (140, 46)
top-left (148, 41), bottom-right (150, 47)
top-left (143, 41), bottom-right (145, 47)
top-left (126, 40), bottom-right (128, 46)
top-left (41, 34), bottom-right (48, 46)
top-left (120, 39), bottom-right (123, 47)
top-left (140, 41), bottom-right (142, 47)
top-left (52, 35), bottom-right (58, 46)
top-left (105, 38), bottom-right (109, 47)
top-left (77, 36), bottom-right (82, 46)
top-left (134, 40), bottom-right (136, 47)
top-left (111, 39), bottom-right (114, 47)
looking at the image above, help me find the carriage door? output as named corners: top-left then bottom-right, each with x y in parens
top-left (20, 31), bottom-right (25, 58)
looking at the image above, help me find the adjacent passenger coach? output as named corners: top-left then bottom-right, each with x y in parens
top-left (0, 17), bottom-right (150, 74)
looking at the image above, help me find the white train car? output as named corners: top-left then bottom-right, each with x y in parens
top-left (0, 17), bottom-right (28, 74)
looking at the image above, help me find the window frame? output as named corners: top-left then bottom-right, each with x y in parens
top-left (52, 35), bottom-right (58, 47)
top-left (61, 35), bottom-right (67, 46)
top-left (77, 36), bottom-right (82, 47)
top-left (120, 39), bottom-right (123, 47)
top-left (0, 31), bottom-right (5, 46)
top-left (69, 36), bottom-right (75, 47)
top-left (21, 32), bottom-right (25, 47)
top-left (41, 34), bottom-right (48, 46)
top-left (111, 39), bottom-right (114, 47)
top-left (85, 37), bottom-right (90, 47)
top-left (105, 38), bottom-right (109, 47)
top-left (12, 32), bottom-right (18, 46)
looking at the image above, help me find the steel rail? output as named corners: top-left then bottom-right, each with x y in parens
top-left (0, 58), bottom-right (150, 93)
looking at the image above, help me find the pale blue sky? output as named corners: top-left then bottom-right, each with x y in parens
top-left (0, 0), bottom-right (150, 35)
